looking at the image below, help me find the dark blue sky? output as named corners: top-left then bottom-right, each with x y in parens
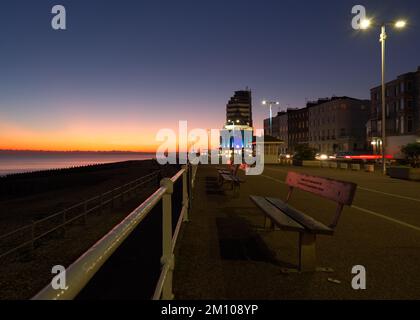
top-left (0, 0), bottom-right (419, 150)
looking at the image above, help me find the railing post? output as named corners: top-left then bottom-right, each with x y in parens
top-left (160, 178), bottom-right (175, 300)
top-left (182, 166), bottom-right (189, 222)
top-left (188, 165), bottom-right (193, 212)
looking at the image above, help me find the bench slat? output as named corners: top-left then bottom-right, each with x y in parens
top-left (221, 174), bottom-right (244, 183)
top-left (266, 197), bottom-right (334, 235)
top-left (220, 174), bottom-right (234, 181)
top-left (250, 196), bottom-right (305, 232)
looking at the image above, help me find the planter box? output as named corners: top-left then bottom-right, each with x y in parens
top-left (321, 161), bottom-right (330, 168)
top-left (410, 168), bottom-right (420, 181)
top-left (388, 167), bottom-right (420, 181)
top-left (351, 164), bottom-right (361, 171)
top-left (329, 162), bottom-right (338, 169)
top-left (340, 163), bottom-right (348, 170)
top-left (303, 160), bottom-right (321, 167)
top-left (365, 164), bottom-right (374, 172)
top-left (292, 160), bottom-right (321, 167)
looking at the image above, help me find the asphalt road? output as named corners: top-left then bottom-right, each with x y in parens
top-left (174, 164), bottom-right (420, 300)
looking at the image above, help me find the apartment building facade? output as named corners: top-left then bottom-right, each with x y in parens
top-left (287, 107), bottom-right (309, 153)
top-left (369, 66), bottom-right (420, 158)
top-left (308, 97), bottom-right (370, 154)
top-left (263, 111), bottom-right (288, 154)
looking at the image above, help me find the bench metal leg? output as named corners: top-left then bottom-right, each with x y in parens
top-left (264, 216), bottom-right (274, 229)
top-left (298, 232), bottom-right (316, 272)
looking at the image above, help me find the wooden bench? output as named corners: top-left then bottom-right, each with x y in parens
top-left (217, 164), bottom-right (239, 176)
top-left (217, 164), bottom-right (244, 192)
top-left (250, 171), bottom-right (357, 272)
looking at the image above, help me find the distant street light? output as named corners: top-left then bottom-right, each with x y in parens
top-left (360, 18), bottom-right (407, 174)
top-left (262, 100), bottom-right (280, 136)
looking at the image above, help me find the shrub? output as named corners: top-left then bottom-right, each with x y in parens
top-left (401, 143), bottom-right (420, 168)
top-left (294, 144), bottom-right (317, 161)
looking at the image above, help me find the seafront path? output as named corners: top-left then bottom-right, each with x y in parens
top-left (174, 164), bottom-right (420, 299)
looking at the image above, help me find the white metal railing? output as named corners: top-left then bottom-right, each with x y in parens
top-left (32, 164), bottom-right (197, 300)
top-left (0, 172), bottom-right (159, 261)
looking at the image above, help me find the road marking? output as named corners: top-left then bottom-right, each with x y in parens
top-left (357, 186), bottom-right (420, 203)
top-left (260, 174), bottom-right (420, 233)
top-left (261, 175), bottom-right (284, 184)
top-left (264, 167), bottom-right (420, 203)
top-left (351, 205), bottom-right (420, 233)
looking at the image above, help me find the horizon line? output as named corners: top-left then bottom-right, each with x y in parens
top-left (0, 149), bottom-right (157, 153)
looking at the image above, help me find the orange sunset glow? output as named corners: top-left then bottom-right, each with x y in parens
top-left (0, 114), bottom-right (229, 152)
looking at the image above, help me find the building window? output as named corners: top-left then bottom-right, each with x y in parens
top-left (340, 128), bottom-right (346, 137)
top-left (407, 117), bottom-right (413, 133)
top-left (407, 81), bottom-right (413, 91)
top-left (400, 116), bottom-right (404, 134)
top-left (407, 100), bottom-right (414, 108)
top-left (400, 98), bottom-right (405, 110)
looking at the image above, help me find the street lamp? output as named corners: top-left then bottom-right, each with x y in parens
top-left (262, 100), bottom-right (280, 136)
top-left (360, 18), bottom-right (407, 174)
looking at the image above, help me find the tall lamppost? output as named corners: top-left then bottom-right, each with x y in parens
top-left (360, 18), bottom-right (407, 174)
top-left (262, 100), bottom-right (280, 136)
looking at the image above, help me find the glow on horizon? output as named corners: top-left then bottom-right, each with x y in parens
top-left (0, 114), bottom-right (229, 153)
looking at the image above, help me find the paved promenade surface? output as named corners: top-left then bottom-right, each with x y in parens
top-left (174, 164), bottom-right (420, 299)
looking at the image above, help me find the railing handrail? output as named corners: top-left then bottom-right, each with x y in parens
top-left (0, 171), bottom-right (159, 242)
top-left (32, 165), bottom-right (195, 300)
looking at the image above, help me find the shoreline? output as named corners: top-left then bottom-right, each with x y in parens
top-left (0, 157), bottom-right (157, 178)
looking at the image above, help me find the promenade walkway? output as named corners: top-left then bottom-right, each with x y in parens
top-left (174, 165), bottom-right (420, 299)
